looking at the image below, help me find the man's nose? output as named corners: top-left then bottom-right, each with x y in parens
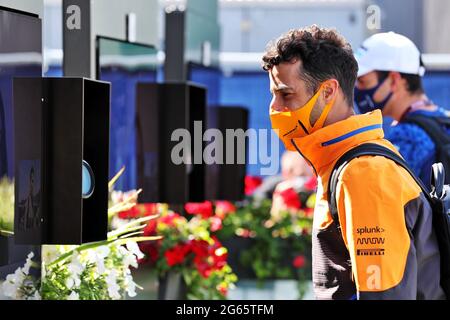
top-left (270, 97), bottom-right (285, 112)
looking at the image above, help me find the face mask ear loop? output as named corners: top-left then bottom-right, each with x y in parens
top-left (311, 86), bottom-right (337, 133)
top-left (300, 85), bottom-right (325, 132)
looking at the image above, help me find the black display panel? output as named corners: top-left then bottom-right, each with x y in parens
top-left (205, 107), bottom-right (248, 201)
top-left (0, 7), bottom-right (42, 272)
top-left (136, 82), bottom-right (206, 204)
top-left (96, 36), bottom-right (158, 191)
top-left (0, 7), bottom-right (42, 179)
top-left (13, 77), bottom-right (110, 245)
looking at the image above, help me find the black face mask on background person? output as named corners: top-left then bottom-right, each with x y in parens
top-left (354, 77), bottom-right (393, 114)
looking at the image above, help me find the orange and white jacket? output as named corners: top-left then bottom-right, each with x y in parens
top-left (290, 110), bottom-right (445, 300)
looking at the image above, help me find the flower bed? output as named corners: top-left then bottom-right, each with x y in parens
top-left (117, 202), bottom-right (237, 300)
top-left (215, 176), bottom-right (316, 299)
top-left (0, 168), bottom-right (160, 300)
top-left (1, 169), bottom-right (317, 300)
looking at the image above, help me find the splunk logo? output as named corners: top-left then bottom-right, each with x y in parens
top-left (170, 122), bottom-right (281, 176)
top-left (356, 226), bottom-right (385, 236)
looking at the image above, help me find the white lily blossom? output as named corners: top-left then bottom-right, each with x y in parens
top-left (67, 252), bottom-right (84, 276)
top-left (42, 245), bottom-right (61, 264)
top-left (1, 266), bottom-right (28, 299)
top-left (118, 245), bottom-right (138, 269)
top-left (68, 291), bottom-right (79, 300)
top-left (30, 290), bottom-right (41, 300)
top-left (22, 252), bottom-right (35, 275)
top-left (123, 274), bottom-right (137, 298)
top-left (105, 270), bottom-right (121, 300)
top-left (126, 241), bottom-right (145, 260)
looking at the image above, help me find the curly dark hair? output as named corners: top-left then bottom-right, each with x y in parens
top-left (262, 25), bottom-right (358, 105)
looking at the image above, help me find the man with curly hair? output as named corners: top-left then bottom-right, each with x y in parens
top-left (263, 25), bottom-right (445, 300)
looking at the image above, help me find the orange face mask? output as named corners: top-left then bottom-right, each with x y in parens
top-left (270, 84), bottom-right (336, 150)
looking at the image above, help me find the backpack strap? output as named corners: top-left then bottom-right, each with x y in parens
top-left (403, 114), bottom-right (450, 145)
top-left (327, 143), bottom-right (432, 233)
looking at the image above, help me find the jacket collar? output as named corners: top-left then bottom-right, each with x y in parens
top-left (290, 110), bottom-right (385, 176)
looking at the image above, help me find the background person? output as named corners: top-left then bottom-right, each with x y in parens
top-left (354, 32), bottom-right (450, 185)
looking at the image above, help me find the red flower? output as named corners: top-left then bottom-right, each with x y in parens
top-left (138, 242), bottom-right (159, 264)
top-left (304, 208), bottom-right (314, 218)
top-left (118, 207), bottom-right (139, 219)
top-left (245, 176), bottom-right (263, 196)
top-left (209, 216), bottom-right (223, 232)
top-left (164, 243), bottom-right (191, 267)
top-left (159, 212), bottom-right (184, 227)
top-left (279, 188), bottom-right (301, 210)
top-left (143, 219), bottom-right (157, 236)
top-left (190, 238), bottom-right (228, 278)
top-left (293, 255), bottom-right (306, 269)
top-left (236, 228), bottom-right (252, 238)
top-left (118, 203), bottom-right (158, 219)
top-left (218, 284), bottom-right (228, 296)
top-left (185, 201), bottom-right (214, 219)
top-left (304, 176), bottom-right (318, 191)
top-left (136, 203), bottom-right (158, 216)
top-left (190, 239), bottom-right (209, 258)
top-left (215, 201), bottom-right (236, 219)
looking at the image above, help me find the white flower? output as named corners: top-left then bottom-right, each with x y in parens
top-left (1, 278), bottom-right (19, 299)
top-left (124, 253), bottom-right (138, 269)
top-left (96, 259), bottom-right (106, 275)
top-left (111, 191), bottom-right (124, 205)
top-left (110, 216), bottom-right (130, 230)
top-left (12, 268), bottom-right (25, 283)
top-left (96, 246), bottom-right (110, 259)
top-left (67, 291), bottom-right (79, 300)
top-left (123, 274), bottom-right (137, 298)
top-left (66, 277), bottom-right (75, 290)
top-left (84, 246), bottom-right (110, 275)
top-left (67, 253), bottom-right (84, 277)
top-left (22, 252), bottom-right (36, 275)
top-left (29, 290), bottom-right (41, 301)
top-left (105, 270), bottom-right (121, 300)
top-left (95, 246), bottom-right (110, 274)
top-left (63, 253), bottom-right (84, 290)
top-left (118, 245), bottom-right (138, 269)
top-left (126, 242), bottom-right (145, 260)
top-left (1, 267), bottom-right (25, 299)
top-left (42, 246), bottom-right (60, 264)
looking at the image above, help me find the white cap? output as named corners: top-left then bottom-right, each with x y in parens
top-left (355, 32), bottom-right (425, 78)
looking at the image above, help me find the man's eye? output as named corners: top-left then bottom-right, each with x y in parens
top-left (283, 93), bottom-right (292, 98)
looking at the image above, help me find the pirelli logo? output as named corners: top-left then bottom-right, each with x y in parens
top-left (357, 248), bottom-right (385, 256)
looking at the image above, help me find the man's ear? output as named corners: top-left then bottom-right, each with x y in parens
top-left (323, 79), bottom-right (339, 103)
top-left (388, 72), bottom-right (402, 91)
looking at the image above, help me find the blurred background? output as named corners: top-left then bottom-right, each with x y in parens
top-left (6, 0), bottom-right (450, 180)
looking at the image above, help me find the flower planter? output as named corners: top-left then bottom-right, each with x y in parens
top-left (158, 272), bottom-right (187, 300)
top-left (220, 235), bottom-right (312, 282)
top-left (228, 279), bottom-right (314, 300)
top-left (0, 235), bottom-right (9, 266)
top-left (220, 236), bottom-right (257, 279)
